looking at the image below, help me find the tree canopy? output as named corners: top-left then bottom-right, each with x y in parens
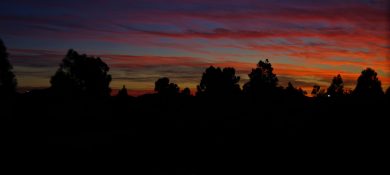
top-left (0, 39), bottom-right (17, 97)
top-left (243, 59), bottom-right (278, 97)
top-left (196, 66), bottom-right (241, 97)
top-left (50, 49), bottom-right (111, 97)
top-left (353, 68), bottom-right (383, 98)
top-left (154, 77), bottom-right (180, 96)
top-left (327, 74), bottom-right (344, 97)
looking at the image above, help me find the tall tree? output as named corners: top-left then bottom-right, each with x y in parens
top-left (353, 68), bottom-right (383, 97)
top-left (196, 66), bottom-right (240, 97)
top-left (50, 49), bottom-right (111, 97)
top-left (0, 39), bottom-right (17, 97)
top-left (243, 59), bottom-right (278, 97)
top-left (327, 74), bottom-right (344, 97)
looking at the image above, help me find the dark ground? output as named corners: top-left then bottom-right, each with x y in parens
top-left (3, 94), bottom-right (388, 174)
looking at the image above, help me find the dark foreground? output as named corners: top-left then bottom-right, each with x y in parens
top-left (3, 95), bottom-right (388, 174)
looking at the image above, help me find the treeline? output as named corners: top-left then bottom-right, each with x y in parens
top-left (1, 39), bottom-right (389, 101)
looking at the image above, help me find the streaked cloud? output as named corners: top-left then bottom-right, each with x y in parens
top-left (0, 0), bottom-right (388, 95)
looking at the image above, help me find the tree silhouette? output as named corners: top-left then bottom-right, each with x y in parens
top-left (311, 85), bottom-right (326, 97)
top-left (243, 59), bottom-right (278, 97)
top-left (353, 68), bottom-right (383, 98)
top-left (0, 39), bottom-right (17, 98)
top-left (327, 74), bottom-right (344, 97)
top-left (385, 87), bottom-right (390, 100)
top-left (117, 85), bottom-right (128, 97)
top-left (285, 82), bottom-right (306, 98)
top-left (311, 85), bottom-right (320, 96)
top-left (50, 49), bottom-right (111, 97)
top-left (154, 77), bottom-right (180, 96)
top-left (196, 66), bottom-right (240, 97)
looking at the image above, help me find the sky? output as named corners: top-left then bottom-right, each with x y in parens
top-left (0, 0), bottom-right (389, 95)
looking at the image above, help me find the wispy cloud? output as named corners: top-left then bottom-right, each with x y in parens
top-left (1, 0), bottom-right (388, 95)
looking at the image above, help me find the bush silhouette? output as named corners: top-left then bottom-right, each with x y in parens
top-left (196, 66), bottom-right (240, 97)
top-left (50, 49), bottom-right (112, 97)
top-left (353, 68), bottom-right (383, 98)
top-left (327, 74), bottom-right (344, 97)
top-left (0, 39), bottom-right (17, 98)
top-left (154, 77), bottom-right (180, 96)
top-left (243, 59), bottom-right (278, 97)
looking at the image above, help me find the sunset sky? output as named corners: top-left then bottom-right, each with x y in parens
top-left (1, 0), bottom-right (389, 95)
